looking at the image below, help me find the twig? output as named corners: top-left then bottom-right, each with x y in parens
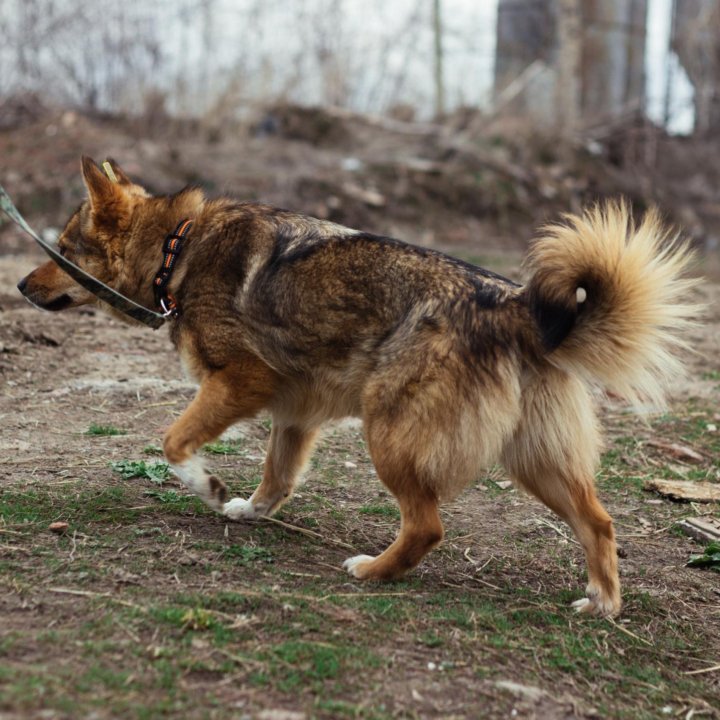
top-left (1, 455), bottom-right (57, 465)
top-left (607, 618), bottom-right (653, 646)
top-left (68, 530), bottom-right (77, 562)
top-left (260, 516), bottom-right (355, 550)
top-left (48, 587), bottom-right (148, 612)
top-left (683, 663), bottom-right (720, 676)
top-left (48, 586), bottom-right (250, 624)
top-left (536, 517), bottom-right (579, 545)
top-left (473, 576), bottom-right (503, 592)
top-left (322, 591), bottom-right (414, 599)
top-left (214, 646), bottom-right (266, 669)
top-left (0, 544), bottom-right (25, 553)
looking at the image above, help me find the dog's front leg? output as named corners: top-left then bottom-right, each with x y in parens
top-left (163, 361), bottom-right (275, 511)
top-left (224, 422), bottom-right (319, 520)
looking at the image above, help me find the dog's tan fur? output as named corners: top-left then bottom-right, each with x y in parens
top-left (17, 157), bottom-right (699, 616)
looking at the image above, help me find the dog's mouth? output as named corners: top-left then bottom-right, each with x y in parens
top-left (42, 294), bottom-right (74, 311)
top-left (21, 293), bottom-right (74, 312)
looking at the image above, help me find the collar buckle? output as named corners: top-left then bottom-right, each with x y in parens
top-left (159, 297), bottom-right (176, 317)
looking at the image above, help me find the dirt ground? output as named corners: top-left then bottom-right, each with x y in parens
top-left (1, 238), bottom-right (719, 719)
top-left (1, 108), bottom-right (720, 719)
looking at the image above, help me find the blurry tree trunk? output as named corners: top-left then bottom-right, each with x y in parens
top-left (583, 0), bottom-right (647, 121)
top-left (672, 0), bottom-right (720, 136)
top-left (432, 0), bottom-right (445, 118)
top-left (663, 0), bottom-right (677, 129)
top-left (556, 0), bottom-right (581, 142)
top-left (494, 0), bottom-right (555, 95)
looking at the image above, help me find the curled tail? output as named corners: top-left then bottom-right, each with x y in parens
top-left (524, 201), bottom-right (701, 407)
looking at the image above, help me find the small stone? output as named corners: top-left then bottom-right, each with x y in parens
top-left (48, 521), bottom-right (69, 534)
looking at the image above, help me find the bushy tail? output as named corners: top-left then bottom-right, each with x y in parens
top-left (524, 201), bottom-right (701, 407)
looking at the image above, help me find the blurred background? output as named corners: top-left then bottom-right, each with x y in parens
top-left (1, 0), bottom-right (719, 276)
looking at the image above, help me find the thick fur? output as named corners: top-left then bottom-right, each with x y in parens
top-left (17, 158), bottom-right (699, 617)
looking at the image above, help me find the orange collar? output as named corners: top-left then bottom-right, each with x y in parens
top-left (153, 218), bottom-right (193, 318)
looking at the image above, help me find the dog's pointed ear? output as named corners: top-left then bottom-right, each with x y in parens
top-left (81, 155), bottom-right (117, 205)
top-left (104, 157), bottom-right (133, 186)
top-left (81, 155), bottom-right (130, 227)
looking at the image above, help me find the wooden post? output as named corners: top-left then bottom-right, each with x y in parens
top-left (432, 0), bottom-right (446, 118)
top-left (556, 0), bottom-right (581, 143)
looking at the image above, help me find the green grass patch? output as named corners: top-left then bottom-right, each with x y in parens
top-left (259, 640), bottom-right (381, 693)
top-left (143, 489), bottom-right (204, 513)
top-left (85, 423), bottom-right (127, 436)
top-left (359, 595), bottom-right (406, 623)
top-left (110, 459), bottom-right (170, 484)
top-left (221, 544), bottom-right (274, 565)
top-left (358, 504), bottom-right (400, 519)
top-left (203, 439), bottom-right (244, 455)
top-left (0, 487), bottom-right (138, 528)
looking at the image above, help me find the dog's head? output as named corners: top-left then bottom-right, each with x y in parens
top-left (17, 156), bottom-right (149, 312)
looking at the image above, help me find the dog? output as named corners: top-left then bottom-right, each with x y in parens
top-left (17, 157), bottom-right (698, 617)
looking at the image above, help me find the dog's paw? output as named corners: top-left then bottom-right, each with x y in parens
top-left (342, 554), bottom-right (376, 579)
top-left (571, 587), bottom-right (621, 617)
top-left (223, 497), bottom-right (259, 521)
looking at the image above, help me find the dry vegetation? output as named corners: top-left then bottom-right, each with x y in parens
top-left (1, 107), bottom-right (720, 719)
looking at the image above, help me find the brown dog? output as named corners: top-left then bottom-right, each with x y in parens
top-left (17, 157), bottom-right (698, 616)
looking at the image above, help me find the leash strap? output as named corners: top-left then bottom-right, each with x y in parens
top-left (0, 184), bottom-right (166, 329)
top-left (153, 219), bottom-right (193, 318)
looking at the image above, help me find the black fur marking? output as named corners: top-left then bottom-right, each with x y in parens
top-left (469, 281), bottom-right (503, 309)
top-left (265, 226), bottom-right (520, 289)
top-left (44, 294), bottom-right (74, 312)
top-left (265, 227), bottom-right (327, 272)
top-left (351, 232), bottom-right (521, 287)
top-left (532, 298), bottom-right (577, 351)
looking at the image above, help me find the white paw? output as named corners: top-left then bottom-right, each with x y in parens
top-left (342, 554), bottom-right (376, 578)
top-left (170, 457), bottom-right (206, 490)
top-left (571, 594), bottom-right (620, 617)
top-left (224, 497), bottom-right (259, 520)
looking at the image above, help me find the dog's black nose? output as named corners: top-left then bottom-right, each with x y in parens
top-left (17, 276), bottom-right (28, 294)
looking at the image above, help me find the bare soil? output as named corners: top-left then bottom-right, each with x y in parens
top-left (1, 244), bottom-right (719, 719)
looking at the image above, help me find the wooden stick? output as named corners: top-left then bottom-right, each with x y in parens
top-left (607, 618), bottom-right (653, 646)
top-left (260, 515), bottom-right (355, 550)
top-left (683, 663), bottom-right (720, 676)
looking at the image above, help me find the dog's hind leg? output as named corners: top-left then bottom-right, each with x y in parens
top-left (164, 357), bottom-right (276, 511)
top-left (502, 369), bottom-right (621, 616)
top-left (508, 464), bottom-right (620, 616)
top-left (343, 418), bottom-right (444, 580)
top-left (343, 342), bottom-right (519, 581)
top-left (224, 422), bottom-right (319, 520)
top-left (343, 474), bottom-right (444, 581)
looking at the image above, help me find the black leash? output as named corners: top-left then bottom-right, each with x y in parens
top-left (0, 184), bottom-right (170, 330)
